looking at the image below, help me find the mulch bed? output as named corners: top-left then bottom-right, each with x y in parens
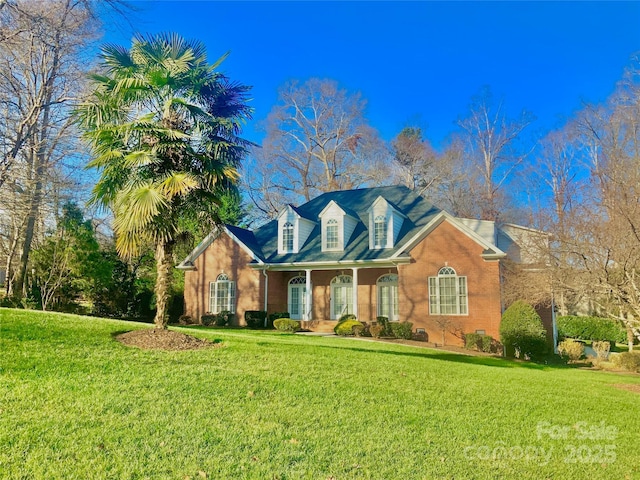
top-left (115, 329), bottom-right (222, 351)
top-left (612, 383), bottom-right (640, 394)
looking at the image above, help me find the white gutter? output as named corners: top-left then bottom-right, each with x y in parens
top-left (250, 257), bottom-right (412, 271)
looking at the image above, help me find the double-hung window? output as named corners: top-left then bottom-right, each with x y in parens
top-left (428, 267), bottom-right (467, 315)
top-left (209, 273), bottom-right (236, 313)
top-left (326, 219), bottom-right (339, 249)
top-left (374, 215), bottom-right (387, 248)
top-left (282, 222), bottom-right (294, 252)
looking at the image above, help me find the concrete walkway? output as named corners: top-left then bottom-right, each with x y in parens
top-left (295, 331), bottom-right (336, 337)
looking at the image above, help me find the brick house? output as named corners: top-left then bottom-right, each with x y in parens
top-left (179, 185), bottom-right (553, 345)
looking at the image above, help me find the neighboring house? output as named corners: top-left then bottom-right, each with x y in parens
top-left (179, 186), bottom-right (553, 345)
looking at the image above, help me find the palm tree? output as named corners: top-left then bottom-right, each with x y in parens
top-left (76, 33), bottom-right (252, 328)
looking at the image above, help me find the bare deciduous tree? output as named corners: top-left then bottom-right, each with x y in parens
top-left (550, 60), bottom-right (640, 350)
top-left (456, 86), bottom-right (535, 221)
top-left (0, 0), bottom-right (126, 296)
top-left (247, 78), bottom-right (390, 219)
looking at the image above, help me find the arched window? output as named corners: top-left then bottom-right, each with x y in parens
top-left (326, 218), bottom-right (339, 249)
top-left (209, 273), bottom-right (236, 313)
top-left (330, 275), bottom-right (353, 319)
top-left (377, 274), bottom-right (398, 320)
top-left (428, 267), bottom-right (467, 315)
top-left (374, 215), bottom-right (387, 248)
top-left (282, 222), bottom-right (294, 252)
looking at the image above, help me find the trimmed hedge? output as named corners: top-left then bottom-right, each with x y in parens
top-left (201, 311), bottom-right (234, 326)
top-left (500, 301), bottom-right (548, 359)
top-left (334, 319), bottom-right (364, 336)
top-left (557, 339), bottom-right (584, 361)
top-left (557, 315), bottom-right (627, 344)
top-left (369, 324), bottom-right (384, 338)
top-left (215, 311), bottom-right (234, 326)
top-left (376, 316), bottom-right (392, 336)
top-left (273, 318), bottom-right (301, 333)
top-left (245, 310), bottom-right (267, 329)
top-left (267, 312), bottom-right (290, 329)
top-left (464, 333), bottom-right (496, 353)
top-left (611, 351), bottom-right (640, 373)
top-left (390, 321), bottom-right (413, 340)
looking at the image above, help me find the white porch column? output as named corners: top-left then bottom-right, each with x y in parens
top-left (305, 269), bottom-right (312, 321)
top-left (352, 267), bottom-right (359, 319)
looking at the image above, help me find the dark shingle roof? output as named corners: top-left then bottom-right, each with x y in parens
top-left (248, 185), bottom-right (442, 264)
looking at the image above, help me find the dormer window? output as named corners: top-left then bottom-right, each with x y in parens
top-left (277, 205), bottom-right (315, 254)
top-left (319, 200), bottom-right (358, 252)
top-left (368, 196), bottom-right (406, 250)
top-left (326, 219), bottom-right (339, 249)
top-left (282, 222), bottom-right (294, 252)
top-left (374, 215), bottom-right (387, 248)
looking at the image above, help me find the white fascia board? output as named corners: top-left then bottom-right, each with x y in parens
top-left (391, 211), bottom-right (507, 260)
top-left (176, 225), bottom-right (263, 270)
top-left (251, 257), bottom-right (411, 271)
top-left (318, 200), bottom-right (344, 218)
top-left (278, 204), bottom-right (300, 221)
top-left (176, 228), bottom-right (220, 269)
top-left (501, 222), bottom-right (550, 237)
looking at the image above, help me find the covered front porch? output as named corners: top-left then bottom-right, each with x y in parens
top-left (259, 261), bottom-right (408, 332)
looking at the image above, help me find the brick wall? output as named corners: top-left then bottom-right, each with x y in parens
top-left (183, 220), bottom-right (508, 343)
top-left (183, 233), bottom-right (262, 325)
top-left (398, 220), bottom-right (503, 346)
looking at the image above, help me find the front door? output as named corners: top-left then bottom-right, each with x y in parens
top-left (288, 276), bottom-right (307, 320)
top-left (331, 275), bottom-right (353, 320)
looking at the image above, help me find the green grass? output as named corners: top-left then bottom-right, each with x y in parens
top-left (1, 308), bottom-right (639, 479)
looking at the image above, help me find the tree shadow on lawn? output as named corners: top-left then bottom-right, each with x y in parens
top-left (315, 344), bottom-right (552, 370)
top-left (253, 338), bottom-right (560, 371)
top-left (178, 327), bottom-right (570, 371)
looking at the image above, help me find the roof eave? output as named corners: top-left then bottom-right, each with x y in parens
top-left (251, 256), bottom-right (412, 271)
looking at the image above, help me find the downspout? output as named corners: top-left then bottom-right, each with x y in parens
top-left (262, 268), bottom-right (269, 327)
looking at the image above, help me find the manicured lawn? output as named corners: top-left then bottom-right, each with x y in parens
top-left (1, 308), bottom-right (639, 479)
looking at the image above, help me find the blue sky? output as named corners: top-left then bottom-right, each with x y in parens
top-left (109, 1), bottom-right (639, 148)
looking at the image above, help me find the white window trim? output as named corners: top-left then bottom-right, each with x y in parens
top-left (330, 275), bottom-right (353, 320)
top-left (324, 218), bottom-right (341, 251)
top-left (428, 267), bottom-right (468, 316)
top-left (287, 275), bottom-right (307, 320)
top-left (282, 222), bottom-right (294, 252)
top-left (377, 274), bottom-right (398, 321)
top-left (373, 215), bottom-right (387, 249)
top-left (209, 273), bottom-right (236, 314)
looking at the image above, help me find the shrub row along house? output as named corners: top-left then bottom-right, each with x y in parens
top-left (179, 185), bottom-right (553, 345)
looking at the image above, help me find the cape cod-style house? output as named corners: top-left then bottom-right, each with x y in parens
top-left (179, 185), bottom-right (553, 344)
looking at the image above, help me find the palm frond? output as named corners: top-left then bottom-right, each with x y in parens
top-left (87, 148), bottom-right (125, 168)
top-left (113, 183), bottom-right (168, 235)
top-left (123, 150), bottom-right (157, 168)
top-left (209, 51), bottom-right (230, 72)
top-left (159, 172), bottom-right (199, 199)
top-left (100, 43), bottom-right (135, 72)
top-left (113, 76), bottom-right (148, 95)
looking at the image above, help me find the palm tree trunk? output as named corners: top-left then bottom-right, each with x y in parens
top-left (154, 240), bottom-right (174, 329)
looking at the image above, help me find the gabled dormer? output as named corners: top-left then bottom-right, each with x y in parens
top-left (277, 205), bottom-right (315, 254)
top-left (319, 200), bottom-right (358, 252)
top-left (368, 196), bottom-right (407, 249)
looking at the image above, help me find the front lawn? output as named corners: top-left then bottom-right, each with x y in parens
top-left (1, 308), bottom-right (639, 479)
